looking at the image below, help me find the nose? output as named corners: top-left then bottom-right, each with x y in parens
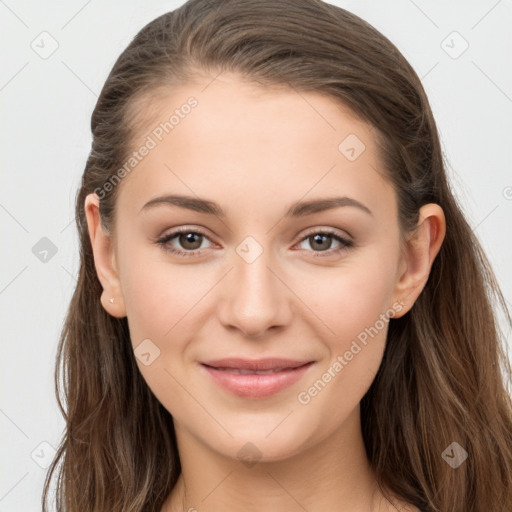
top-left (218, 246), bottom-right (293, 339)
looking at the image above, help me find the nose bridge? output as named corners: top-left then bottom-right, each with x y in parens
top-left (219, 235), bottom-right (291, 338)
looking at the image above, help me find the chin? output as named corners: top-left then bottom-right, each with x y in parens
top-left (203, 420), bottom-right (316, 465)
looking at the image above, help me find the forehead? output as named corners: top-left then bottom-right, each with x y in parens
top-left (115, 73), bottom-right (395, 222)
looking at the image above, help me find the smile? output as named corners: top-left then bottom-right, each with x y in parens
top-left (200, 358), bottom-right (315, 399)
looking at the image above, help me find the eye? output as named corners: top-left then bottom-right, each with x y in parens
top-left (295, 229), bottom-right (353, 258)
top-left (156, 227), bottom-right (354, 258)
top-left (156, 227), bottom-right (213, 257)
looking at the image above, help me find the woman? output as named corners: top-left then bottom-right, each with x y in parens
top-left (42, 1), bottom-right (512, 511)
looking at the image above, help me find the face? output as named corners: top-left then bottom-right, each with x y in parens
top-left (88, 73), bottom-right (425, 463)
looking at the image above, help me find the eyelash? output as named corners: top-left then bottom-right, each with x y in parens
top-left (156, 227), bottom-right (354, 258)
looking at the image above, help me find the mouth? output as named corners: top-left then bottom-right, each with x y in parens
top-left (199, 358), bottom-right (315, 399)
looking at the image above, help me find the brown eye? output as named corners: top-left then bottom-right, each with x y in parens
top-left (308, 233), bottom-right (334, 251)
top-left (176, 232), bottom-right (203, 250)
top-left (157, 228), bottom-right (212, 257)
top-left (297, 230), bottom-right (353, 257)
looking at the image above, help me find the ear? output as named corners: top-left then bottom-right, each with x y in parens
top-left (392, 203), bottom-right (446, 318)
top-left (84, 193), bottom-right (127, 318)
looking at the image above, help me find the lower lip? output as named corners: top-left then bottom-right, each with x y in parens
top-left (200, 362), bottom-right (314, 399)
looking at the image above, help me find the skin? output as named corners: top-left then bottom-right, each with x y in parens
top-left (85, 72), bottom-right (445, 511)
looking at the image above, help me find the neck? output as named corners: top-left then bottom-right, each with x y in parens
top-left (163, 406), bottom-right (402, 512)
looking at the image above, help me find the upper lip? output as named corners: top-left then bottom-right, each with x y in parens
top-left (201, 358), bottom-right (314, 371)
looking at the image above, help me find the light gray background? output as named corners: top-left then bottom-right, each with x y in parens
top-left (1, 0), bottom-right (511, 510)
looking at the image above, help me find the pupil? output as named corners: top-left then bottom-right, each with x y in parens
top-left (182, 233), bottom-right (201, 249)
top-left (312, 234), bottom-right (330, 251)
top-left (177, 233), bottom-right (333, 252)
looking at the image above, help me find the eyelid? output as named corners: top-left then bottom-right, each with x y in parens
top-left (155, 225), bottom-right (354, 258)
top-left (293, 228), bottom-right (353, 258)
top-left (155, 226), bottom-right (215, 254)
top-left (299, 226), bottom-right (353, 242)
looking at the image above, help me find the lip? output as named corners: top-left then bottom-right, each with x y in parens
top-left (200, 358), bottom-right (315, 399)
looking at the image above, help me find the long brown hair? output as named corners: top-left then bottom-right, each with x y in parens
top-left (42, 1), bottom-right (512, 510)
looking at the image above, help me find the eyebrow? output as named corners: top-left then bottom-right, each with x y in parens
top-left (140, 194), bottom-right (373, 217)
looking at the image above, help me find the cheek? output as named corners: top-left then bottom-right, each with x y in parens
top-left (303, 247), bottom-right (400, 346)
top-left (118, 246), bottom-right (204, 421)
top-left (119, 242), bottom-right (204, 344)
top-left (294, 246), bottom-right (399, 401)
top-left (119, 231), bottom-right (399, 388)
top-left (293, 263), bottom-right (398, 439)
top-left (120, 233), bottom-right (400, 356)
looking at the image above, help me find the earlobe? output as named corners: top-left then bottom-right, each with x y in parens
top-left (84, 193), bottom-right (127, 318)
top-left (392, 203), bottom-right (446, 318)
